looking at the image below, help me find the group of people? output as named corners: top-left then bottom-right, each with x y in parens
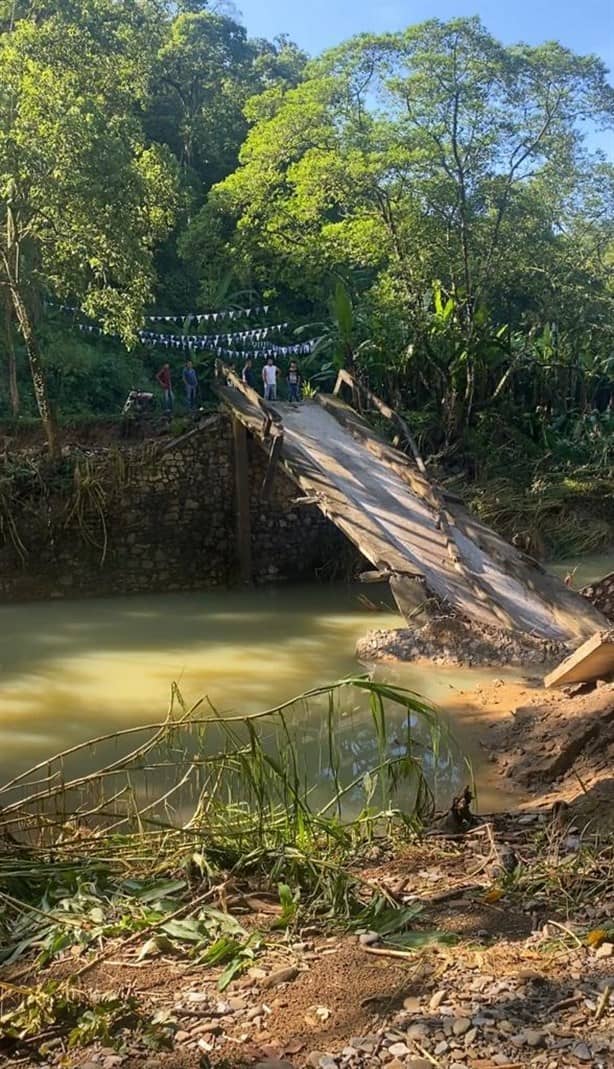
top-left (155, 357), bottom-right (303, 413)
top-left (241, 357), bottom-right (302, 403)
top-left (155, 360), bottom-right (198, 413)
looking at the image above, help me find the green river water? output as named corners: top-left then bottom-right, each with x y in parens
top-left (0, 552), bottom-right (610, 812)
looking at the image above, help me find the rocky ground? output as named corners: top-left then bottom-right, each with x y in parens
top-left (5, 808), bottom-right (614, 1069)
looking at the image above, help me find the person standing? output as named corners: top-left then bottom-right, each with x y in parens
top-left (287, 360), bottom-right (302, 403)
top-left (262, 356), bottom-right (278, 402)
top-left (156, 362), bottom-right (173, 413)
top-left (242, 357), bottom-right (254, 389)
top-left (182, 359), bottom-right (198, 409)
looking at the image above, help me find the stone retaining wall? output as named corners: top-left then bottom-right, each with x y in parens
top-left (0, 416), bottom-right (357, 601)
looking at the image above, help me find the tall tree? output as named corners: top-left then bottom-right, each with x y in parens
top-left (209, 18), bottom-right (613, 432)
top-left (0, 1), bottom-right (177, 454)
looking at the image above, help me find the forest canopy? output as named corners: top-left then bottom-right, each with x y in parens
top-left (0, 2), bottom-right (612, 484)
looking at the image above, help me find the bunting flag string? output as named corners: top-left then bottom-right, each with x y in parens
top-left (51, 301), bottom-right (271, 323)
top-left (138, 322), bottom-right (289, 344)
top-left (145, 305), bottom-right (270, 324)
top-left (78, 323), bottom-right (318, 358)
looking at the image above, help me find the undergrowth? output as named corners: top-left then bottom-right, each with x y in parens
top-left (0, 676), bottom-right (457, 1055)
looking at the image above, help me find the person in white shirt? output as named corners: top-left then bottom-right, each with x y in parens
top-left (262, 357), bottom-right (278, 401)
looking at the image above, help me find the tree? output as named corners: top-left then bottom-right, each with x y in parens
top-left (210, 17), bottom-right (613, 436)
top-left (144, 9), bottom-right (307, 312)
top-left (0, 1), bottom-right (177, 454)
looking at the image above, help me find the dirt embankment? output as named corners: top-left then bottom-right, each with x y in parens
top-left (476, 678), bottom-right (614, 826)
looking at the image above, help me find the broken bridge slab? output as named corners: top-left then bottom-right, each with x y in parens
top-left (545, 631), bottom-right (614, 689)
top-left (213, 367), bottom-right (608, 643)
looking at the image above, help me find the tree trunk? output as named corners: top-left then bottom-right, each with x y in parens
top-left (9, 283), bottom-right (59, 457)
top-left (3, 294), bottom-right (20, 416)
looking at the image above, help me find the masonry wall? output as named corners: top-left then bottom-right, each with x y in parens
top-left (0, 415), bottom-right (357, 601)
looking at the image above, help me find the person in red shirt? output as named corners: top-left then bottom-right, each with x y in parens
top-left (156, 362), bottom-right (173, 413)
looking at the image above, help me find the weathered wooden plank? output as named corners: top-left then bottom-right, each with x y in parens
top-left (545, 630), bottom-right (614, 688)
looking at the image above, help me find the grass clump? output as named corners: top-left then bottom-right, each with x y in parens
top-left (0, 676), bottom-right (455, 1054)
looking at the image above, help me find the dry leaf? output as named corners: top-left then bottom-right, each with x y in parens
top-left (483, 886), bottom-right (504, 904)
top-left (586, 928), bottom-right (608, 948)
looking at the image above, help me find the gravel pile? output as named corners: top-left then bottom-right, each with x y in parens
top-left (356, 616), bottom-right (568, 668)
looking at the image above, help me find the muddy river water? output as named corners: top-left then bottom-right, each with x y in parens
top-left (0, 553), bottom-right (611, 812)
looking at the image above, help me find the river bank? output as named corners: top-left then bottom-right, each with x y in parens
top-left (2, 673), bottom-right (614, 1069)
top-left (2, 809), bottom-right (614, 1069)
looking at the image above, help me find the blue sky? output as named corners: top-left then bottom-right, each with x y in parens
top-left (235, 0), bottom-right (613, 154)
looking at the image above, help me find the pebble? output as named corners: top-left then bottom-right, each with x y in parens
top-left (402, 996), bottom-right (421, 1013)
top-left (407, 1023), bottom-right (429, 1040)
top-left (406, 1060), bottom-right (432, 1069)
top-left (525, 1029), bottom-right (547, 1048)
top-left (174, 1031), bottom-right (191, 1043)
top-left (385, 1061), bottom-right (404, 1069)
top-left (464, 1027), bottom-right (478, 1046)
top-left (434, 1040), bottom-right (449, 1055)
top-left (350, 1036), bottom-right (378, 1053)
top-left (228, 996), bottom-right (247, 1011)
top-left (359, 931), bottom-right (380, 946)
top-left (261, 966), bottom-right (299, 988)
top-left (571, 1043), bottom-right (592, 1062)
top-left (306, 1053), bottom-right (327, 1068)
top-left (388, 1043), bottom-right (410, 1058)
top-left (452, 1017), bottom-right (472, 1036)
top-left (246, 1006), bottom-right (264, 1021)
top-left (429, 989), bottom-right (446, 1011)
top-left (192, 1022), bottom-right (222, 1036)
top-left (595, 942), bottom-right (614, 959)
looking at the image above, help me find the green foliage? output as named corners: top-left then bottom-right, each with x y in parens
top-left (0, 1), bottom-right (179, 338)
top-left (0, 7), bottom-right (611, 502)
top-left (208, 16), bottom-right (613, 457)
top-left (0, 677), bottom-right (455, 1052)
top-left (0, 979), bottom-right (174, 1054)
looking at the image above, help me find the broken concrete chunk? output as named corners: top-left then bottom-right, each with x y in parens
top-left (545, 630), bottom-right (614, 688)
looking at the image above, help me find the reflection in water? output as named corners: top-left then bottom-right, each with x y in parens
top-left (0, 554), bottom-right (610, 813)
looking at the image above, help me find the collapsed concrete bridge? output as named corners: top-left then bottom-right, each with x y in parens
top-left (214, 363), bottom-right (607, 644)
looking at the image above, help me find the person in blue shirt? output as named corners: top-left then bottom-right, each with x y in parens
top-left (182, 360), bottom-right (198, 409)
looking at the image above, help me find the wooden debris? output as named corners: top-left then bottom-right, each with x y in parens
top-left (545, 630), bottom-right (614, 688)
